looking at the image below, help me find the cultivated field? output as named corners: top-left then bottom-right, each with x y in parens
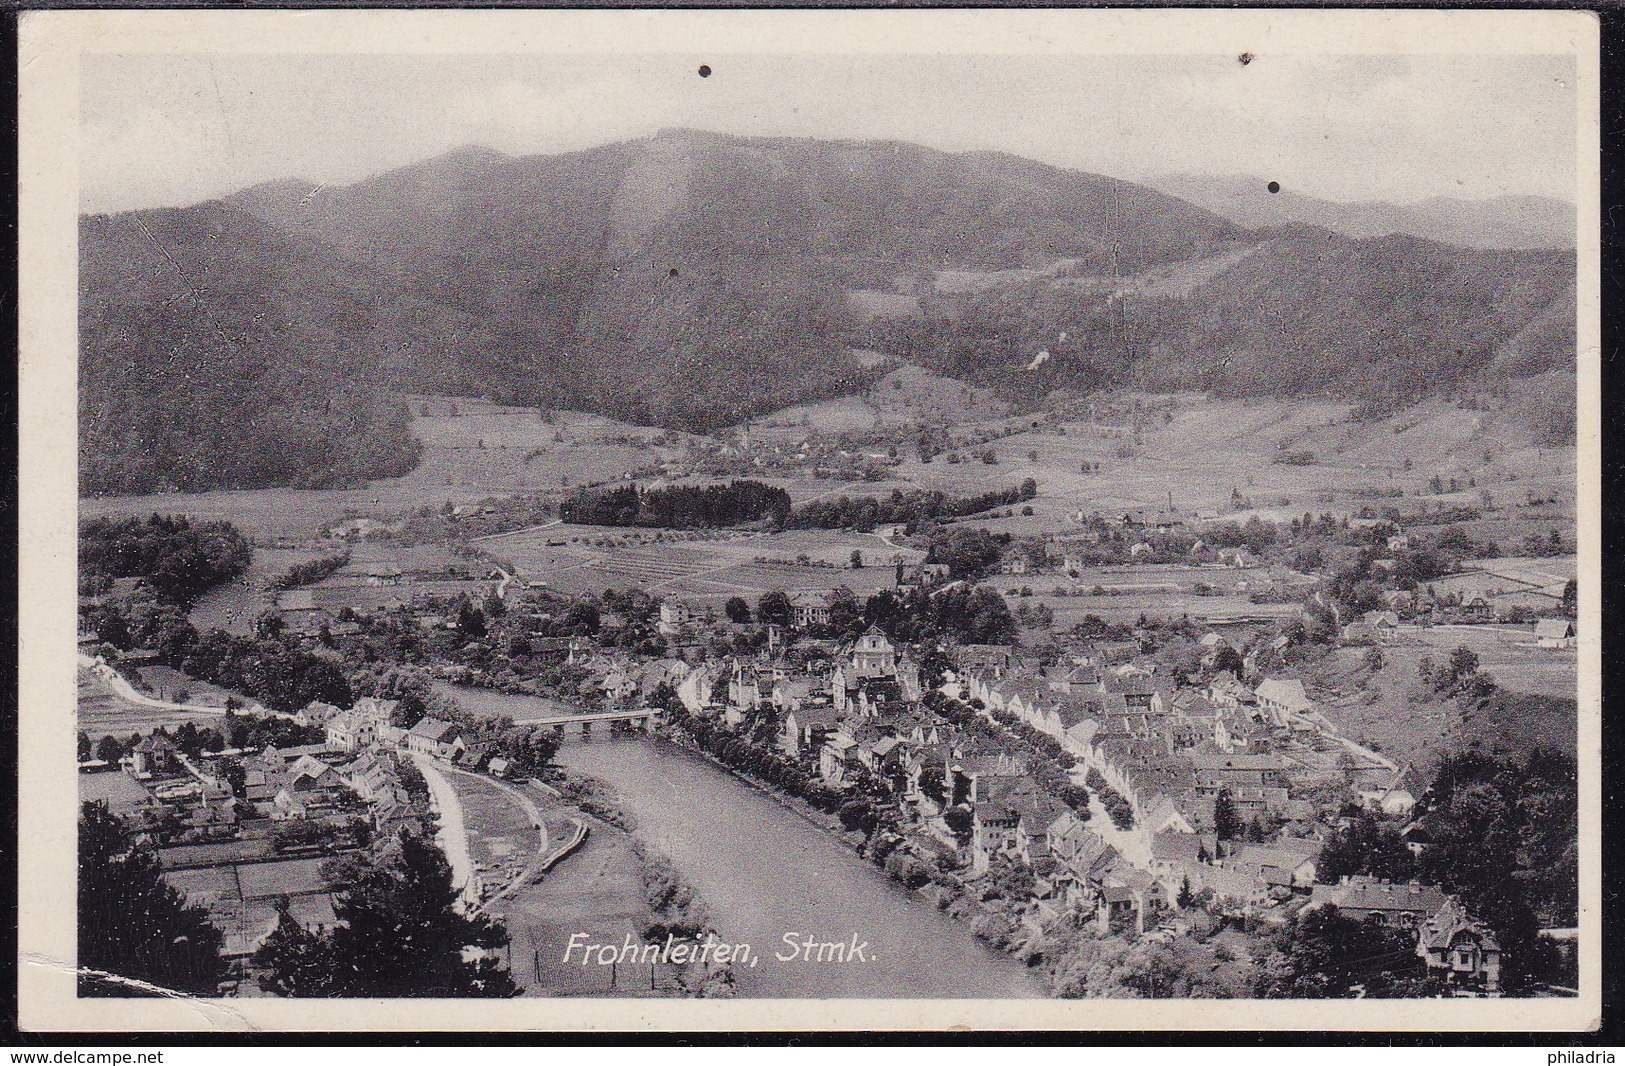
top-left (989, 562), bottom-right (1313, 626)
top-left (448, 768), bottom-right (549, 899)
top-left (840, 392), bottom-right (1580, 538)
top-left (490, 525), bottom-right (923, 606)
top-left (190, 547), bottom-right (327, 636)
top-left (83, 389), bottom-right (1576, 558)
top-left (1396, 624), bottom-right (1577, 699)
top-left (739, 362), bottom-right (1009, 436)
top-left (164, 857), bottom-right (336, 963)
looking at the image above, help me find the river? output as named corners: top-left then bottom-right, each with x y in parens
top-left (554, 737), bottom-right (1044, 998)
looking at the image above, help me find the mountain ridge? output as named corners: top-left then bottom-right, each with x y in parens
top-left (1145, 172), bottom-right (1575, 250)
top-left (80, 130), bottom-right (1576, 494)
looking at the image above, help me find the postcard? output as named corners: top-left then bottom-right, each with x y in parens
top-left (17, 6), bottom-right (1601, 1033)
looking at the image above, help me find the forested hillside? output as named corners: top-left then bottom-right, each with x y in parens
top-left (79, 205), bottom-right (435, 494)
top-left (81, 130), bottom-right (1577, 492)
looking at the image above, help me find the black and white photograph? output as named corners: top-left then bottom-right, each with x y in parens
top-left (16, 7), bottom-right (1601, 1033)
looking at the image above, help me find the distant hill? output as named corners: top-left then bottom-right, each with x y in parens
top-left (863, 228), bottom-right (1574, 428)
top-left (223, 130), bottom-right (1245, 428)
top-left (80, 131), bottom-right (1577, 492)
top-left (1146, 173), bottom-right (1575, 250)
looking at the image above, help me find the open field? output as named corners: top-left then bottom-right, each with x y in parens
top-left (989, 562), bottom-right (1314, 625)
top-left (84, 390), bottom-right (1575, 555)
top-left (448, 768), bottom-right (549, 900)
top-left (77, 667), bottom-right (223, 740)
top-left (491, 525), bottom-right (921, 605)
top-left (80, 397), bottom-right (693, 539)
top-left (190, 547), bottom-right (327, 636)
top-left (164, 857), bottom-right (337, 963)
top-left (738, 362), bottom-right (1009, 437)
top-left (917, 397), bottom-right (1572, 531)
top-left (1396, 624), bottom-right (1577, 699)
top-left (489, 789), bottom-right (668, 997)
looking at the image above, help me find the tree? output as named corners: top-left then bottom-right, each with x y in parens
top-left (850, 549), bottom-right (864, 569)
top-left (826, 587), bottom-right (865, 639)
top-left (79, 802), bottom-right (226, 996)
top-left (94, 734), bottom-right (125, 764)
top-left (1213, 789), bottom-right (1241, 840)
top-left (257, 831), bottom-right (519, 997)
top-left (255, 900), bottom-right (338, 997)
top-left (724, 596), bottom-right (752, 624)
top-left (1317, 810), bottom-right (1417, 883)
top-left (455, 599), bottom-right (488, 639)
top-left (838, 799), bottom-right (877, 834)
top-left (1256, 905), bottom-right (1423, 998)
top-left (215, 755), bottom-right (247, 798)
top-left (77, 732), bottom-right (92, 761)
top-left (757, 589), bottom-right (792, 627)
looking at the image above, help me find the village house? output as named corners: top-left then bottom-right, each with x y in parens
top-left (1535, 618), bottom-right (1577, 649)
top-left (818, 731), bottom-right (862, 787)
top-left (275, 590), bottom-right (336, 636)
top-left (970, 778), bottom-right (1064, 874)
top-left (331, 561), bottom-right (405, 587)
top-left (677, 662), bottom-right (724, 715)
top-left (781, 702), bottom-right (841, 758)
top-left (953, 643), bottom-right (1018, 680)
top-left (1416, 895), bottom-right (1503, 994)
top-left (896, 561), bottom-right (950, 593)
top-left (946, 752), bottom-right (1029, 807)
top-left (657, 599), bottom-right (691, 635)
top-left (790, 591), bottom-right (833, 629)
top-left (340, 752), bottom-right (398, 803)
top-left (1253, 677), bottom-right (1314, 725)
top-left (271, 754), bottom-right (348, 820)
top-left (404, 718), bottom-right (466, 761)
top-left (1308, 875), bottom-right (1450, 926)
top-left (1222, 839), bottom-right (1322, 892)
top-left (324, 709), bottom-right (376, 752)
top-left (128, 733), bottom-right (182, 778)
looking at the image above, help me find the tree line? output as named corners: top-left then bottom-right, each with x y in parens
top-left (560, 479), bottom-right (792, 529)
top-left (787, 480), bottom-right (1037, 532)
top-left (269, 551), bottom-right (351, 591)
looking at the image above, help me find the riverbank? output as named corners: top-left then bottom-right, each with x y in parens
top-left (554, 738), bottom-right (1043, 997)
top-left (550, 767), bottom-right (737, 997)
top-left (653, 725), bottom-right (1054, 986)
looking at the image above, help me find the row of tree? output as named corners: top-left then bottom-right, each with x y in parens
top-left (560, 479), bottom-right (792, 528)
top-left (268, 551), bottom-right (351, 591)
top-left (787, 480), bottom-right (1037, 532)
top-left (86, 594), bottom-right (353, 714)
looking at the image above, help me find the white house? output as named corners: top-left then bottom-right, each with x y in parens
top-left (1534, 618), bottom-right (1577, 649)
top-left (1253, 678), bottom-right (1313, 725)
top-left (405, 719), bottom-right (465, 760)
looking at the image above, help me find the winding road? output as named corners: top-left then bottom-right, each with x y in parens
top-left (78, 653), bottom-right (293, 721)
